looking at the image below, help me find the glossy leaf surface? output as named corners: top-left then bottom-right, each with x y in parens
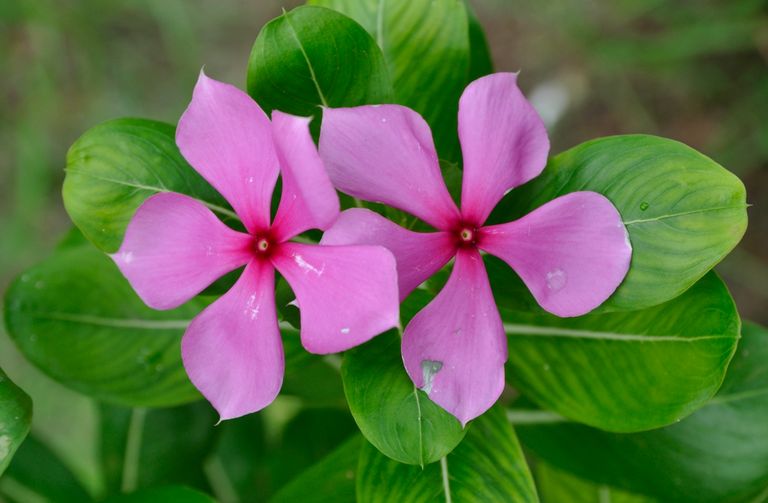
top-left (63, 118), bottom-right (230, 253)
top-left (356, 406), bottom-right (538, 502)
top-left (517, 322), bottom-right (768, 502)
top-left (504, 272), bottom-right (739, 432)
top-left (491, 135), bottom-right (748, 311)
top-left (0, 368), bottom-right (32, 476)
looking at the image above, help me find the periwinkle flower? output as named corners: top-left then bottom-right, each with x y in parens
top-left (112, 73), bottom-right (399, 421)
top-left (319, 73), bottom-right (632, 425)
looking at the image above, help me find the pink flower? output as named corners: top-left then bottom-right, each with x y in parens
top-left (112, 72), bottom-right (399, 421)
top-left (319, 73), bottom-right (632, 425)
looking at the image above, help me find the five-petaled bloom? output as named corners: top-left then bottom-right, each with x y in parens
top-left (112, 72), bottom-right (400, 421)
top-left (320, 73), bottom-right (632, 425)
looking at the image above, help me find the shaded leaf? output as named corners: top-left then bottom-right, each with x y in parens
top-left (356, 406), bottom-right (538, 502)
top-left (270, 435), bottom-right (360, 503)
top-left (2, 434), bottom-right (93, 502)
top-left (104, 486), bottom-right (216, 503)
top-left (0, 368), bottom-right (32, 475)
top-left (4, 243), bottom-right (204, 406)
top-left (536, 462), bottom-right (656, 503)
top-left (517, 322), bottom-right (768, 503)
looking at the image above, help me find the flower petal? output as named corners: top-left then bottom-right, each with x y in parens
top-left (176, 71), bottom-right (279, 233)
top-left (181, 259), bottom-right (283, 421)
top-left (319, 105), bottom-right (461, 230)
top-left (320, 208), bottom-right (456, 300)
top-left (402, 249), bottom-right (507, 426)
top-left (458, 73), bottom-right (550, 225)
top-left (112, 192), bottom-right (252, 310)
top-left (270, 111), bottom-right (340, 242)
top-left (478, 191), bottom-right (632, 317)
top-left (271, 242), bottom-right (399, 354)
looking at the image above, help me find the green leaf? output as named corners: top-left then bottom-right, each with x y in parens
top-left (1, 434), bottom-right (93, 502)
top-left (491, 135), bottom-right (748, 311)
top-left (504, 272), bottom-right (739, 432)
top-left (3, 243), bottom-right (204, 406)
top-left (517, 321), bottom-right (768, 503)
top-left (308, 0), bottom-right (471, 159)
top-left (465, 0), bottom-right (494, 81)
top-left (270, 435), bottom-right (361, 503)
top-left (63, 118), bottom-right (231, 253)
top-left (0, 368), bottom-right (32, 475)
top-left (247, 5), bottom-right (392, 123)
top-left (342, 324), bottom-right (466, 465)
top-left (356, 406), bottom-right (539, 502)
top-left (536, 462), bottom-right (656, 503)
top-left (103, 486), bottom-right (216, 503)
top-left (100, 402), bottom-right (217, 495)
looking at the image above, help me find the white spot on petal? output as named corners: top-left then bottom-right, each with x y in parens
top-left (420, 360), bottom-right (443, 395)
top-left (545, 268), bottom-right (567, 292)
top-left (340, 327), bottom-right (350, 334)
top-left (121, 251), bottom-right (134, 264)
top-left (293, 254), bottom-right (325, 276)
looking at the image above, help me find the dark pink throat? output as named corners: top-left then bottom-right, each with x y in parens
top-left (251, 232), bottom-right (276, 259)
top-left (455, 225), bottom-right (478, 248)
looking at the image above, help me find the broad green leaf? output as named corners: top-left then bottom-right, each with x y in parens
top-left (0, 368), bottom-right (32, 475)
top-left (465, 0), bottom-right (494, 81)
top-left (342, 294), bottom-right (466, 466)
top-left (63, 118), bottom-right (231, 253)
top-left (100, 402), bottom-right (217, 494)
top-left (309, 0), bottom-right (470, 159)
top-left (505, 272), bottom-right (739, 432)
top-left (104, 486), bottom-right (216, 503)
top-left (491, 135), bottom-right (748, 311)
top-left (356, 406), bottom-right (538, 502)
top-left (536, 462), bottom-right (656, 503)
top-left (271, 435), bottom-right (361, 503)
top-left (1, 434), bottom-right (93, 502)
top-left (247, 5), bottom-right (392, 122)
top-left (517, 322), bottom-right (768, 503)
top-left (3, 243), bottom-right (204, 406)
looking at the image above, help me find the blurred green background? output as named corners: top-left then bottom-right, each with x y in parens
top-left (0, 0), bottom-right (766, 499)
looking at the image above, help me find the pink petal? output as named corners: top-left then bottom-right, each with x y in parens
top-left (271, 242), bottom-right (399, 354)
top-left (478, 191), bottom-right (632, 317)
top-left (320, 208), bottom-right (456, 300)
top-left (112, 192), bottom-right (252, 310)
top-left (458, 73), bottom-right (550, 226)
top-left (271, 111), bottom-right (340, 242)
top-left (402, 249), bottom-right (507, 426)
top-left (181, 259), bottom-right (283, 421)
top-left (176, 71), bottom-right (279, 233)
top-left (319, 105), bottom-right (461, 230)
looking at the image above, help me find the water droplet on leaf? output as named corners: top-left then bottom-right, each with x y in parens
top-left (640, 202), bottom-right (649, 211)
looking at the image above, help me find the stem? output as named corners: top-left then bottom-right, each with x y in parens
top-left (121, 408), bottom-right (147, 493)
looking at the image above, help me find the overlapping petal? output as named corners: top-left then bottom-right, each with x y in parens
top-left (181, 259), bottom-right (283, 421)
top-left (319, 105), bottom-right (460, 230)
top-left (458, 73), bottom-right (550, 226)
top-left (478, 191), bottom-right (632, 317)
top-left (272, 242), bottom-right (399, 354)
top-left (112, 192), bottom-right (252, 310)
top-left (320, 208), bottom-right (456, 300)
top-left (176, 71), bottom-right (279, 233)
top-left (402, 249), bottom-right (507, 426)
top-left (271, 111), bottom-right (340, 242)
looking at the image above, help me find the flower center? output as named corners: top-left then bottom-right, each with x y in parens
top-left (457, 226), bottom-right (477, 247)
top-left (253, 235), bottom-right (273, 256)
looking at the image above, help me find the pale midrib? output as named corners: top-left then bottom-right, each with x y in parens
top-left (27, 311), bottom-right (295, 332)
top-left (440, 456), bottom-right (453, 503)
top-left (30, 312), bottom-right (192, 330)
top-left (412, 385), bottom-right (425, 468)
top-left (64, 168), bottom-right (239, 220)
top-left (283, 12), bottom-right (329, 107)
top-left (503, 323), bottom-right (732, 342)
top-left (375, 0), bottom-right (386, 49)
top-left (623, 204), bottom-right (747, 225)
